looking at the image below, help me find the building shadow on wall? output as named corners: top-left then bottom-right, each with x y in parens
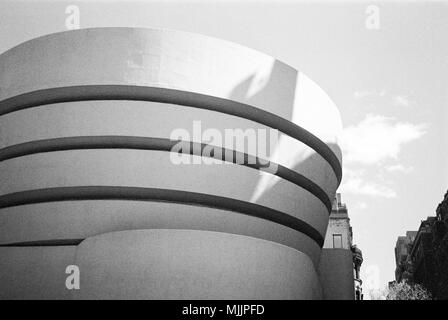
top-left (227, 59), bottom-right (342, 203)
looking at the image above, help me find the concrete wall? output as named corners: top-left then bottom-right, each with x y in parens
top-left (73, 229), bottom-right (322, 299)
top-left (0, 230), bottom-right (322, 300)
top-left (0, 28), bottom-right (343, 299)
top-left (0, 246), bottom-right (76, 300)
top-left (318, 249), bottom-right (355, 300)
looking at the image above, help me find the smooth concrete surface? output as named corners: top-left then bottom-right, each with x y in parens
top-left (0, 201), bottom-right (322, 266)
top-left (0, 230), bottom-right (322, 300)
top-left (0, 150), bottom-right (329, 240)
top-left (318, 249), bottom-right (355, 300)
top-left (0, 28), bottom-right (343, 154)
top-left (0, 246), bottom-right (76, 299)
top-left (0, 28), bottom-right (342, 178)
top-left (0, 28), bottom-right (345, 299)
top-left (72, 229), bottom-right (323, 299)
top-left (0, 101), bottom-right (339, 201)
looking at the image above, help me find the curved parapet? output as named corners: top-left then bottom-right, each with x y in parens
top-left (0, 28), bottom-right (343, 299)
top-left (73, 229), bottom-right (322, 299)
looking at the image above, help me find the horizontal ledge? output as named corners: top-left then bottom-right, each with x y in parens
top-left (0, 239), bottom-right (82, 247)
top-left (0, 136), bottom-right (332, 212)
top-left (0, 85), bottom-right (342, 184)
top-left (0, 186), bottom-right (325, 247)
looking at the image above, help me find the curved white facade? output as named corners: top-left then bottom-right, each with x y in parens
top-left (0, 28), bottom-right (343, 299)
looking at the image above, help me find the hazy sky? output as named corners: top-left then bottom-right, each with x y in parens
top-left (0, 0), bottom-right (447, 298)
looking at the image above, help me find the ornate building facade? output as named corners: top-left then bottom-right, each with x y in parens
top-left (393, 190), bottom-right (448, 299)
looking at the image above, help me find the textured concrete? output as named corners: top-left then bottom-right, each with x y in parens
top-left (0, 246), bottom-right (76, 300)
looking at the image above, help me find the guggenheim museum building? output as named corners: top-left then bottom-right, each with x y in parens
top-left (0, 28), bottom-right (354, 299)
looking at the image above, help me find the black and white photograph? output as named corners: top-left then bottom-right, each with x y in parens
top-left (0, 0), bottom-right (447, 309)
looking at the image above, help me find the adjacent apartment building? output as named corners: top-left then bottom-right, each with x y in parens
top-left (320, 193), bottom-right (364, 300)
top-left (393, 190), bottom-right (448, 299)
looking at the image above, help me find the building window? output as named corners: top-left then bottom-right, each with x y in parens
top-left (333, 234), bottom-right (343, 248)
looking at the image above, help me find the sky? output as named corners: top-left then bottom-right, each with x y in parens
top-left (0, 0), bottom-right (447, 298)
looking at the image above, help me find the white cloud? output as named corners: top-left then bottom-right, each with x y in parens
top-left (353, 89), bottom-right (386, 100)
top-left (341, 177), bottom-right (397, 198)
top-left (386, 164), bottom-right (414, 173)
top-left (341, 114), bottom-right (426, 165)
top-left (340, 168), bottom-right (397, 198)
top-left (339, 115), bottom-right (425, 198)
top-left (392, 95), bottom-right (411, 107)
top-left (353, 90), bottom-right (372, 99)
top-left (354, 201), bottom-right (368, 210)
top-left (353, 90), bottom-right (411, 108)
